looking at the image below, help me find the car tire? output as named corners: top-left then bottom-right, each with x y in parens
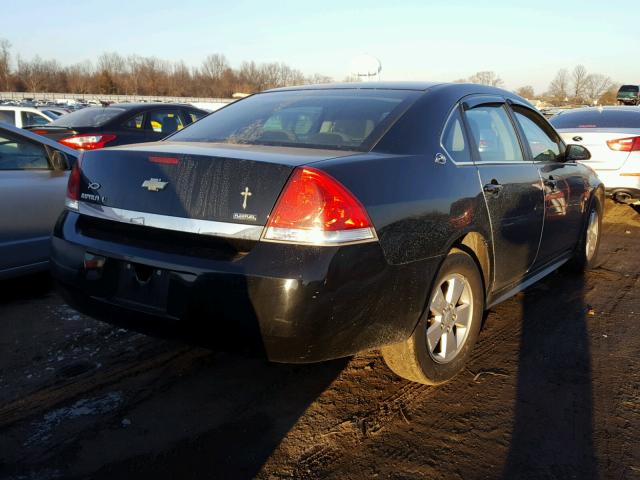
top-left (381, 248), bottom-right (484, 385)
top-left (567, 198), bottom-right (603, 272)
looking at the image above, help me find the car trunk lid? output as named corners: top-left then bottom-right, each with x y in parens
top-left (75, 141), bottom-right (356, 233)
top-left (557, 128), bottom-right (640, 170)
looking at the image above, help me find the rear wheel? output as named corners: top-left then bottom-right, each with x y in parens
top-left (381, 249), bottom-right (484, 385)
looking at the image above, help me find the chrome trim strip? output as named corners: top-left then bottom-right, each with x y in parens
top-left (75, 201), bottom-right (264, 241)
top-left (262, 226), bottom-right (377, 246)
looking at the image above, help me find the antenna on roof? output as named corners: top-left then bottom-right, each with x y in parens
top-left (350, 54), bottom-right (382, 82)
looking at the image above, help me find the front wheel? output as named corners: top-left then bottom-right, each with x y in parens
top-left (381, 248), bottom-right (484, 385)
top-left (568, 200), bottom-right (602, 272)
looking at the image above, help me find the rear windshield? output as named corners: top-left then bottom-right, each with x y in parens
top-left (168, 89), bottom-right (420, 151)
top-left (50, 107), bottom-right (125, 128)
top-left (619, 85), bottom-right (639, 93)
top-left (550, 109), bottom-right (640, 129)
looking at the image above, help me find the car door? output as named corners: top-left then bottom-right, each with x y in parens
top-left (0, 129), bottom-right (68, 273)
top-left (462, 96), bottom-right (544, 291)
top-left (510, 103), bottom-right (587, 266)
top-left (144, 108), bottom-right (186, 142)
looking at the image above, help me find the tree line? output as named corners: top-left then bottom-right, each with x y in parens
top-left (0, 39), bottom-right (621, 104)
top-left (0, 39), bottom-right (332, 97)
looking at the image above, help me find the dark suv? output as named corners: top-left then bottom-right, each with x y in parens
top-left (617, 85), bottom-right (640, 105)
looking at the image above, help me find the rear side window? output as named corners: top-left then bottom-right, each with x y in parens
top-left (0, 110), bottom-right (15, 125)
top-left (51, 107), bottom-right (125, 128)
top-left (122, 112), bottom-right (144, 129)
top-left (465, 105), bottom-right (524, 162)
top-left (148, 110), bottom-right (184, 134)
top-left (441, 108), bottom-right (471, 163)
top-left (0, 132), bottom-right (49, 170)
top-left (169, 89), bottom-right (420, 151)
top-left (21, 111), bottom-right (50, 126)
top-left (512, 107), bottom-right (560, 162)
top-left (550, 109), bottom-right (640, 129)
top-left (185, 110), bottom-right (206, 124)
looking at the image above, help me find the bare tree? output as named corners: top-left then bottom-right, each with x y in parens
top-left (65, 61), bottom-right (93, 93)
top-left (515, 85), bottom-right (535, 99)
top-left (17, 56), bottom-right (60, 93)
top-left (467, 71), bottom-right (504, 87)
top-left (547, 69), bottom-right (570, 102)
top-left (0, 39), bottom-right (11, 91)
top-left (571, 65), bottom-right (588, 101)
top-left (583, 74), bottom-right (613, 104)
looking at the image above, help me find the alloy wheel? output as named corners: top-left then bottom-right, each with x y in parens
top-left (426, 273), bottom-right (474, 364)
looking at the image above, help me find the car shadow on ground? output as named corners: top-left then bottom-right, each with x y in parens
top-left (0, 271), bottom-right (53, 304)
top-left (503, 265), bottom-right (597, 478)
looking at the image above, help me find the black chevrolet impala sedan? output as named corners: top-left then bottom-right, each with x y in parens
top-left (51, 82), bottom-right (603, 384)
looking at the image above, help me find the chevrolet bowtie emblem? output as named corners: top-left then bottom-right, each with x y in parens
top-left (141, 178), bottom-right (168, 192)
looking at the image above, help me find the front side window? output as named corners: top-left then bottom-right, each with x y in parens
top-left (465, 105), bottom-right (524, 162)
top-left (21, 111), bottom-right (50, 127)
top-left (169, 89), bottom-right (420, 151)
top-left (441, 108), bottom-right (471, 163)
top-left (512, 107), bottom-right (560, 162)
top-left (0, 132), bottom-right (49, 170)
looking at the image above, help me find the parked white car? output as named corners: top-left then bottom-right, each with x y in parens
top-left (550, 107), bottom-right (640, 204)
top-left (0, 106), bottom-right (55, 128)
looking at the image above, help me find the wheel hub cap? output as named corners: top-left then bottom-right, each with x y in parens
top-left (426, 274), bottom-right (474, 364)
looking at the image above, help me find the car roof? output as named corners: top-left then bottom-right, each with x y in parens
top-left (110, 102), bottom-right (204, 110)
top-left (265, 81), bottom-right (443, 92)
top-left (0, 106), bottom-right (43, 112)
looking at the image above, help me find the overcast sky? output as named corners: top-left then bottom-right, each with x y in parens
top-left (3, 0), bottom-right (637, 93)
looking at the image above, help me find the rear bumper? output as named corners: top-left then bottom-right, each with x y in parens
top-left (51, 211), bottom-right (438, 363)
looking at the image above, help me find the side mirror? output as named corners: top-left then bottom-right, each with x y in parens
top-left (50, 150), bottom-right (70, 171)
top-left (565, 144), bottom-right (591, 162)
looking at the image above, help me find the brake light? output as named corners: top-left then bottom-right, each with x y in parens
top-left (65, 155), bottom-right (83, 211)
top-left (264, 167), bottom-right (376, 245)
top-left (59, 134), bottom-right (116, 150)
top-left (607, 136), bottom-right (640, 152)
top-left (31, 129), bottom-right (48, 135)
top-left (149, 156), bottom-right (179, 165)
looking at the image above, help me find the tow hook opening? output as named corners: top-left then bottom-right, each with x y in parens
top-left (133, 263), bottom-right (154, 284)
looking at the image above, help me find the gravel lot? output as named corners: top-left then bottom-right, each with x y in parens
top-left (1, 201), bottom-right (639, 480)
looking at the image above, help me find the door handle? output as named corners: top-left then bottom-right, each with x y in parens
top-left (483, 180), bottom-right (503, 196)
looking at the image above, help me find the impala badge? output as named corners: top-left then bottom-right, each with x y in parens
top-left (142, 178), bottom-right (168, 192)
top-left (240, 187), bottom-right (252, 210)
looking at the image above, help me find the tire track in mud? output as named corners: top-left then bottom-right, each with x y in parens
top-left (0, 344), bottom-right (202, 429)
top-left (281, 214), bottom-right (640, 479)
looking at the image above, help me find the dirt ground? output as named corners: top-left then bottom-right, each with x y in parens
top-left (1, 201), bottom-right (639, 480)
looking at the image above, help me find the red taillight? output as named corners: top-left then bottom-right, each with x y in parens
top-left (149, 156), bottom-right (179, 165)
top-left (606, 136), bottom-right (640, 152)
top-left (264, 167), bottom-right (375, 245)
top-left (31, 129), bottom-right (48, 135)
top-left (59, 134), bottom-right (116, 150)
top-left (65, 155), bottom-right (82, 210)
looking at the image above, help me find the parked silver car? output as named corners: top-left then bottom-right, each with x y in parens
top-left (0, 122), bottom-right (78, 279)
